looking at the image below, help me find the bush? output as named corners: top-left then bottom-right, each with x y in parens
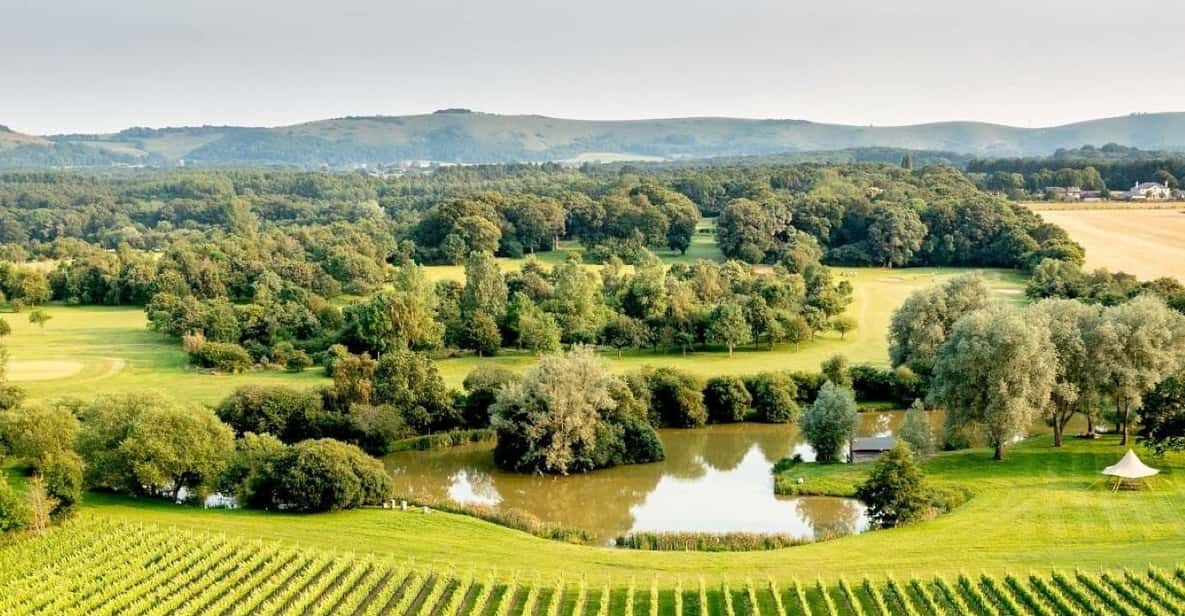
top-left (41, 451), bottom-right (84, 515)
top-left (645, 368), bottom-right (707, 428)
top-left (373, 349), bottom-right (461, 433)
top-left (285, 350), bottom-right (314, 372)
top-left (461, 366), bottom-right (520, 429)
top-left (800, 381), bottom-right (859, 463)
top-left (0, 403), bottom-right (79, 461)
top-left (703, 376), bottom-right (752, 423)
top-left (0, 475), bottom-right (30, 532)
top-left (849, 365), bottom-right (896, 402)
top-left (617, 415), bottom-right (665, 465)
top-left (820, 355), bottom-right (851, 387)
top-left (77, 393), bottom-right (235, 498)
top-left (787, 371), bottom-right (823, 406)
top-left (216, 386), bottom-right (330, 444)
top-left (344, 404), bottom-right (412, 455)
top-left (746, 372), bottom-right (799, 423)
top-left (854, 443), bottom-right (927, 528)
top-left (897, 399), bottom-right (936, 456)
top-left (217, 432), bottom-right (286, 508)
top-left (264, 439), bottom-right (393, 512)
top-left (189, 342), bottom-right (253, 373)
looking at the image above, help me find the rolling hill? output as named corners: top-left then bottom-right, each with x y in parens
top-left (3, 110), bottom-right (1185, 168)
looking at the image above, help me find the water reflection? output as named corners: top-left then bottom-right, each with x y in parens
top-left (386, 410), bottom-right (936, 544)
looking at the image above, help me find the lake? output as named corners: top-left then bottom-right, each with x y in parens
top-left (386, 410), bottom-right (936, 544)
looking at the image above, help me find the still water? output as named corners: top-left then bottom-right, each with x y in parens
top-left (386, 411), bottom-right (935, 544)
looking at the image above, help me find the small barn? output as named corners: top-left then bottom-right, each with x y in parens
top-left (849, 436), bottom-right (895, 463)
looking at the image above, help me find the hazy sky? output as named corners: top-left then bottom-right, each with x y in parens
top-left (5, 0), bottom-right (1185, 134)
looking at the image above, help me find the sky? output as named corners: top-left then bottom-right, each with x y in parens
top-left (5, 0), bottom-right (1185, 135)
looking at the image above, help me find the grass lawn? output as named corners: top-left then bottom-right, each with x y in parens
top-left (79, 433), bottom-right (1185, 582)
top-left (2, 306), bottom-right (326, 405)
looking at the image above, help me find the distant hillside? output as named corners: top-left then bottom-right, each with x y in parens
top-left (3, 110), bottom-right (1185, 168)
top-left (0, 125), bottom-right (49, 149)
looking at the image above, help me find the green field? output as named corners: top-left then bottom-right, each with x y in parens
top-left (1, 264), bottom-right (1024, 403)
top-left (4, 516), bottom-right (1182, 615)
top-left (3, 306), bottom-right (327, 405)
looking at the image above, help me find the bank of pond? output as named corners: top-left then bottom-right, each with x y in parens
top-left (385, 409), bottom-right (942, 547)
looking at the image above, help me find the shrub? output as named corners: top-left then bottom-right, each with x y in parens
top-left (344, 404), bottom-right (412, 454)
top-left (786, 371), bottom-right (823, 406)
top-left (645, 368), bottom-right (707, 428)
top-left (41, 451), bottom-right (84, 516)
top-left (703, 376), bottom-right (752, 423)
top-left (800, 381), bottom-right (858, 463)
top-left (897, 399), bottom-right (936, 456)
top-left (820, 355), bottom-right (851, 387)
top-left (189, 341), bottom-right (253, 373)
top-left (854, 443), bottom-right (927, 528)
top-left (0, 403), bottom-right (79, 462)
top-left (617, 415), bottom-right (665, 464)
top-left (264, 438), bottom-right (393, 512)
top-left (461, 366), bottom-right (520, 429)
top-left (77, 392), bottom-right (235, 498)
top-left (285, 350), bottom-right (314, 372)
top-left (217, 432), bottom-right (287, 508)
top-left (216, 386), bottom-right (329, 444)
top-left (373, 349), bottom-right (460, 433)
top-left (746, 372), bottom-right (799, 423)
top-left (0, 475), bottom-right (30, 532)
top-left (849, 365), bottom-right (896, 402)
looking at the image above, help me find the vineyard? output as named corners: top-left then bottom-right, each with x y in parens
top-left (1, 521), bottom-right (1183, 615)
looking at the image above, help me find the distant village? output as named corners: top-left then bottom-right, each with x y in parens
top-left (1041, 181), bottom-right (1184, 202)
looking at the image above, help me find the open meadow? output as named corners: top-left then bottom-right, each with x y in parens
top-left (1034, 206), bottom-right (1185, 280)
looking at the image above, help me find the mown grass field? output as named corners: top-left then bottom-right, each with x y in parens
top-left (77, 434), bottom-right (1185, 581)
top-left (0, 264), bottom-right (1023, 402)
top-left (2, 306), bottom-right (326, 405)
top-left (1035, 206), bottom-right (1185, 280)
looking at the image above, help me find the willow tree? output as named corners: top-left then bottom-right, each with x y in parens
top-left (1094, 296), bottom-right (1185, 445)
top-left (1029, 298), bottom-right (1106, 446)
top-left (930, 305), bottom-right (1056, 460)
top-left (888, 274), bottom-right (992, 374)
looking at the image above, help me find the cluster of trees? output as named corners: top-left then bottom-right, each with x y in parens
top-left (968, 145), bottom-right (1185, 197)
top-left (338, 253), bottom-right (853, 361)
top-left (890, 274), bottom-right (1185, 459)
top-left (1027, 258), bottom-right (1185, 312)
top-left (412, 184), bottom-right (699, 264)
top-left (0, 390), bottom-right (394, 525)
top-left (713, 166), bottom-right (1074, 270)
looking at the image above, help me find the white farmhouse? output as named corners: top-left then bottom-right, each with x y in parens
top-left (1126, 181), bottom-right (1173, 201)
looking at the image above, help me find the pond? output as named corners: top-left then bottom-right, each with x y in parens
top-left (385, 410), bottom-right (939, 544)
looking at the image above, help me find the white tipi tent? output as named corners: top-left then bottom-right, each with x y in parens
top-left (1101, 449), bottom-right (1159, 490)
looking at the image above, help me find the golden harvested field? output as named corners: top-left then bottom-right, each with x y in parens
top-left (1037, 207), bottom-right (1185, 280)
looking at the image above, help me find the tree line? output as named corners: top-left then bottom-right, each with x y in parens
top-left (968, 144), bottom-right (1185, 197)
